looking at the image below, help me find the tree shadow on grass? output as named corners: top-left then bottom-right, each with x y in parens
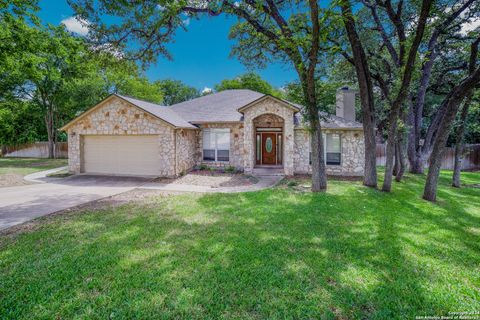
top-left (0, 177), bottom-right (479, 319)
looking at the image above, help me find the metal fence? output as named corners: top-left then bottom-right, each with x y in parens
top-left (376, 143), bottom-right (480, 170)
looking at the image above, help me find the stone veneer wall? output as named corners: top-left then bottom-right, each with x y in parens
top-left (196, 123), bottom-right (244, 169)
top-left (175, 129), bottom-right (198, 175)
top-left (293, 128), bottom-right (365, 176)
top-left (243, 98), bottom-right (295, 175)
top-left (67, 97), bottom-right (177, 176)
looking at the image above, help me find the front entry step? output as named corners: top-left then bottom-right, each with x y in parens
top-left (252, 168), bottom-right (285, 176)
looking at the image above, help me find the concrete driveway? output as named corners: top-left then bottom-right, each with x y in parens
top-left (0, 175), bottom-right (151, 231)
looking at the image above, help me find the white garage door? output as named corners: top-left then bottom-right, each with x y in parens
top-left (82, 135), bottom-right (162, 176)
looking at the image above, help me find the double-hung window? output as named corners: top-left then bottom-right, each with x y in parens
top-left (309, 133), bottom-right (342, 165)
top-left (203, 129), bottom-right (230, 162)
top-left (325, 134), bottom-right (341, 165)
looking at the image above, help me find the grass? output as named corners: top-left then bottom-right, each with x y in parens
top-left (0, 170), bottom-right (479, 319)
top-left (0, 158), bottom-right (67, 176)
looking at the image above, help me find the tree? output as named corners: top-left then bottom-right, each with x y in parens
top-left (70, 0), bottom-right (339, 192)
top-left (338, 0), bottom-right (379, 188)
top-left (423, 36), bottom-right (480, 201)
top-left (29, 27), bottom-right (91, 157)
top-left (451, 95), bottom-right (473, 187)
top-left (215, 72), bottom-right (283, 97)
top-left (407, 0), bottom-right (479, 174)
top-left (156, 79), bottom-right (199, 105)
top-left (284, 79), bottom-right (347, 115)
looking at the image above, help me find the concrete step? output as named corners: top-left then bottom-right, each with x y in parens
top-left (252, 168), bottom-right (285, 176)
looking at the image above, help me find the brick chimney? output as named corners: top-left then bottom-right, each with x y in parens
top-left (336, 87), bottom-right (356, 121)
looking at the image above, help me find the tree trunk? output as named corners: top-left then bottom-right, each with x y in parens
top-left (424, 67), bottom-right (480, 201)
top-left (45, 108), bottom-right (55, 159)
top-left (393, 142), bottom-right (399, 176)
top-left (341, 1), bottom-right (377, 188)
top-left (395, 138), bottom-right (407, 182)
top-left (452, 97), bottom-right (471, 187)
top-left (396, 102), bottom-right (409, 181)
top-left (302, 77), bottom-right (327, 191)
top-left (382, 104), bottom-right (400, 191)
top-left (310, 116), bottom-right (327, 191)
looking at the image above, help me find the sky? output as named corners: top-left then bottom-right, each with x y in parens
top-left (37, 0), bottom-right (298, 91)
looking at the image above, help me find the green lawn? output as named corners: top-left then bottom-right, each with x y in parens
top-left (0, 158), bottom-right (67, 176)
top-left (0, 170), bottom-right (479, 319)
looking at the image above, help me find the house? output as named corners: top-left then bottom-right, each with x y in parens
top-left (60, 88), bottom-right (365, 177)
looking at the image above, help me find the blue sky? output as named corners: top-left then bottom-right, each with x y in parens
top-left (38, 0), bottom-right (298, 91)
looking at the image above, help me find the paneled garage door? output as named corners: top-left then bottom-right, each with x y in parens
top-left (82, 135), bottom-right (162, 176)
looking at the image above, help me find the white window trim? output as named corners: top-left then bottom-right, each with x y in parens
top-left (309, 133), bottom-right (342, 166)
top-left (202, 128), bottom-right (231, 162)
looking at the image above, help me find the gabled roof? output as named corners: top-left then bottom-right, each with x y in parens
top-left (170, 89), bottom-right (264, 123)
top-left (237, 94), bottom-right (301, 113)
top-left (117, 95), bottom-right (196, 129)
top-left (60, 94), bottom-right (197, 130)
top-left (61, 90), bottom-right (363, 132)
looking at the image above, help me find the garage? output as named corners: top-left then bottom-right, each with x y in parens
top-left (82, 135), bottom-right (162, 176)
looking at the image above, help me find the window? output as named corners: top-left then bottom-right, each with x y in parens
top-left (203, 129), bottom-right (230, 162)
top-left (326, 134), bottom-right (341, 165)
top-left (309, 133), bottom-right (341, 165)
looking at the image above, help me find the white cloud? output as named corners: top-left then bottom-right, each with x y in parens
top-left (202, 87), bottom-right (213, 94)
top-left (61, 16), bottom-right (90, 36)
top-left (183, 18), bottom-right (191, 26)
top-left (460, 17), bottom-right (480, 35)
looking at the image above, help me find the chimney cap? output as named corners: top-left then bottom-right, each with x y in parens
top-left (337, 86), bottom-right (356, 93)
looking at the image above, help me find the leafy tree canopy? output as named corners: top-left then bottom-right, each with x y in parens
top-left (214, 72), bottom-right (284, 98)
top-left (155, 79), bottom-right (200, 105)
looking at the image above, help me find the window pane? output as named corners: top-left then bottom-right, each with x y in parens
top-left (216, 131), bottom-right (230, 150)
top-left (217, 150), bottom-right (229, 161)
top-left (203, 149), bottom-right (215, 161)
top-left (256, 134), bottom-right (260, 161)
top-left (326, 152), bottom-right (341, 165)
top-left (326, 134), bottom-right (341, 153)
top-left (203, 130), bottom-right (215, 150)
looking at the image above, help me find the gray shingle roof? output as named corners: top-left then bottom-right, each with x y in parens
top-left (121, 90), bottom-right (363, 130)
top-left (117, 94), bottom-right (197, 129)
top-left (170, 89), bottom-right (264, 122)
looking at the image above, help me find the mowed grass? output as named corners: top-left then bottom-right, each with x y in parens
top-left (0, 158), bottom-right (67, 176)
top-left (0, 170), bottom-right (479, 319)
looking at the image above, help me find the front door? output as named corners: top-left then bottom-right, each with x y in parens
top-left (261, 133), bottom-right (277, 165)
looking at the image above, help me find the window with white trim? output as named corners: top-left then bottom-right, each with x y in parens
top-left (203, 128), bottom-right (230, 162)
top-left (326, 134), bottom-right (341, 165)
top-left (309, 133), bottom-right (341, 165)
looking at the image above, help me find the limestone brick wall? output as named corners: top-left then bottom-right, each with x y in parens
top-left (66, 97), bottom-right (177, 176)
top-left (294, 129), bottom-right (365, 176)
top-left (196, 123), bottom-right (244, 170)
top-left (243, 98), bottom-right (295, 175)
top-left (176, 129), bottom-right (198, 175)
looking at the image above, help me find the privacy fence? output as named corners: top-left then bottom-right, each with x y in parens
top-left (1, 142), bottom-right (68, 159)
top-left (376, 143), bottom-right (480, 171)
top-left (1, 141), bottom-right (479, 170)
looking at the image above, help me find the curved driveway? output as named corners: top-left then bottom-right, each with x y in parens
top-left (0, 175), bottom-right (150, 231)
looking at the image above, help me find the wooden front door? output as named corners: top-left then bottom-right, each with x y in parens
top-left (261, 133), bottom-right (277, 165)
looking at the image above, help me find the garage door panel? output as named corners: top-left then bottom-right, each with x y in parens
top-left (83, 135), bottom-right (162, 176)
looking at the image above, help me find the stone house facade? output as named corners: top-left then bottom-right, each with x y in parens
top-left (61, 89), bottom-right (365, 177)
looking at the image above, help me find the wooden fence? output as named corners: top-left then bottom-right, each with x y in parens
top-left (1, 142), bottom-right (68, 159)
top-left (376, 143), bottom-right (480, 171)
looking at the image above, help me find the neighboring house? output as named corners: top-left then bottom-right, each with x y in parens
top-left (61, 88), bottom-right (365, 177)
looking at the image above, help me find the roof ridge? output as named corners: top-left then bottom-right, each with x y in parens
top-left (115, 93), bottom-right (166, 107)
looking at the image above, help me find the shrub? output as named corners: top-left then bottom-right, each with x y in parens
top-left (287, 180), bottom-right (298, 187)
top-left (224, 166), bottom-right (236, 173)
